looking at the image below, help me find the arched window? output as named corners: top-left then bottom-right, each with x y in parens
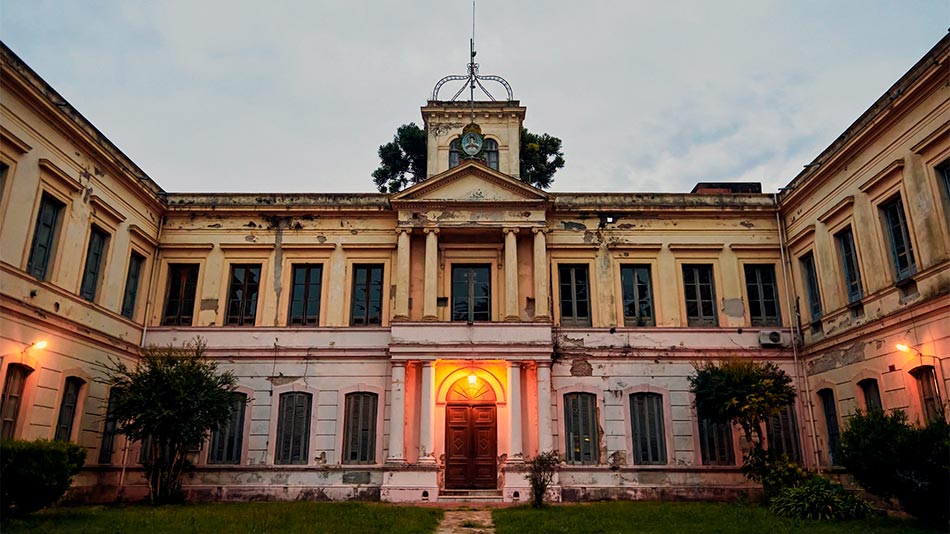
top-left (483, 139), bottom-right (499, 170)
top-left (857, 378), bottom-right (882, 412)
top-left (563, 392), bottom-right (598, 464)
top-left (209, 392), bottom-right (248, 464)
top-left (342, 392), bottom-right (378, 464)
top-left (1, 364), bottom-right (32, 440)
top-left (449, 138), bottom-right (462, 169)
top-left (54, 377), bottom-right (85, 441)
top-left (630, 393), bottom-right (667, 465)
top-left (910, 366), bottom-right (943, 423)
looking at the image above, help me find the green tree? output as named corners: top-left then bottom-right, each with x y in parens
top-left (97, 338), bottom-right (237, 504)
top-left (371, 124), bottom-right (565, 192)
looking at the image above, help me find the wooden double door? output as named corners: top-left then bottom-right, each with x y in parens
top-left (444, 403), bottom-right (497, 489)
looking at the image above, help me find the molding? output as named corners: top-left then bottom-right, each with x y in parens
top-left (786, 224), bottom-right (816, 250)
top-left (38, 158), bottom-right (82, 192)
top-left (128, 224), bottom-right (159, 248)
top-left (277, 243), bottom-right (338, 251)
top-left (217, 242), bottom-right (275, 251)
top-left (728, 243), bottom-right (781, 252)
top-left (607, 243), bottom-right (663, 251)
top-left (910, 119), bottom-right (950, 153)
top-left (159, 242), bottom-right (215, 250)
top-left (816, 196), bottom-right (855, 225)
top-left (668, 243), bottom-right (724, 252)
top-left (339, 242), bottom-right (396, 250)
top-left (858, 158), bottom-right (904, 193)
top-left (0, 124), bottom-right (32, 153)
top-left (89, 195), bottom-right (127, 224)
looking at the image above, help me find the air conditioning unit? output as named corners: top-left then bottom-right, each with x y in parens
top-left (758, 330), bottom-right (787, 347)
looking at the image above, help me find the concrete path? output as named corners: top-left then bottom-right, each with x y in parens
top-left (435, 508), bottom-right (496, 534)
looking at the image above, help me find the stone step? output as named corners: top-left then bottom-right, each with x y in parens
top-left (439, 489), bottom-right (504, 502)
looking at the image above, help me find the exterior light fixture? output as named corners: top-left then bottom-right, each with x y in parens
top-left (468, 373), bottom-right (477, 386)
top-left (31, 340), bottom-right (48, 351)
top-left (895, 343), bottom-right (912, 353)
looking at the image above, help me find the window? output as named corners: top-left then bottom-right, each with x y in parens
top-left (563, 392), bottom-right (598, 464)
top-left (817, 388), bottom-right (840, 464)
top-left (226, 264), bottom-right (261, 326)
top-left (682, 264), bottom-right (717, 326)
top-left (162, 264), bottom-right (199, 326)
top-left (79, 226), bottom-right (109, 301)
top-left (483, 138), bottom-right (499, 170)
top-left (208, 392), bottom-right (247, 464)
top-left (835, 228), bottom-right (863, 303)
top-left (766, 403), bottom-right (801, 462)
top-left (0, 162), bottom-right (8, 202)
top-left (0, 364), bottom-right (32, 440)
top-left (342, 392), bottom-right (378, 465)
top-left (121, 252), bottom-right (145, 319)
top-left (449, 138), bottom-right (462, 169)
top-left (451, 265), bottom-right (491, 322)
top-left (559, 264), bottom-right (592, 327)
top-left (800, 253), bottom-right (822, 331)
top-left (275, 392), bottom-right (312, 464)
top-left (139, 435), bottom-right (155, 464)
top-left (98, 390), bottom-right (118, 464)
top-left (911, 366), bottom-right (943, 423)
top-left (54, 377), bottom-right (84, 441)
top-left (858, 378), bottom-right (883, 412)
top-left (744, 264), bottom-right (780, 326)
top-left (289, 264), bottom-right (323, 326)
top-left (880, 195), bottom-right (916, 281)
top-left (620, 265), bottom-right (655, 326)
top-left (630, 393), bottom-right (667, 465)
top-left (698, 417), bottom-right (735, 466)
top-left (27, 194), bottom-right (65, 280)
top-left (938, 160), bottom-right (950, 216)
top-left (350, 264), bottom-right (384, 326)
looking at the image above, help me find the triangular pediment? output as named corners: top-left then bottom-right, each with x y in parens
top-left (391, 160), bottom-right (548, 203)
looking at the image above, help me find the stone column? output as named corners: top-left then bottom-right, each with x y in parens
top-left (536, 361), bottom-right (554, 452)
top-left (423, 228), bottom-right (439, 321)
top-left (419, 361), bottom-right (436, 463)
top-left (532, 228), bottom-right (550, 321)
top-left (394, 229), bottom-right (411, 320)
top-left (507, 361), bottom-right (524, 461)
top-left (504, 228), bottom-right (520, 321)
top-left (387, 361), bottom-right (407, 463)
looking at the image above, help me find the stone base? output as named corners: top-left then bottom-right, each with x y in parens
top-left (379, 465), bottom-right (440, 503)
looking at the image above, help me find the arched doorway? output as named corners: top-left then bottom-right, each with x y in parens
top-left (444, 375), bottom-right (497, 489)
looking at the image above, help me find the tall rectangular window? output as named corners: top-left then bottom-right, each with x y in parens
top-left (98, 390), bottom-right (118, 464)
top-left (350, 264), bottom-right (384, 326)
top-left (563, 392), bottom-right (598, 464)
top-left (208, 393), bottom-right (247, 465)
top-left (767, 403), bottom-right (802, 462)
top-left (451, 265), bottom-right (491, 322)
top-left (698, 417), bottom-right (735, 466)
top-left (121, 252), bottom-right (145, 319)
top-left (880, 195), bottom-right (916, 281)
top-left (800, 253), bottom-right (822, 330)
top-left (630, 393), bottom-right (667, 465)
top-left (342, 392), bottom-right (378, 465)
top-left (0, 364), bottom-right (32, 440)
top-left (54, 377), bottom-right (84, 441)
top-left (559, 264), bottom-right (591, 327)
top-left (911, 366), bottom-right (943, 423)
top-left (225, 264), bottom-right (261, 326)
top-left (938, 160), bottom-right (950, 217)
top-left (835, 228), bottom-right (863, 303)
top-left (744, 264), bottom-right (781, 326)
top-left (818, 388), bottom-right (840, 465)
top-left (275, 392), bottom-right (311, 464)
top-left (858, 378), bottom-right (883, 412)
top-left (27, 194), bottom-right (65, 280)
top-left (79, 226), bottom-right (109, 301)
top-left (620, 265), bottom-right (655, 326)
top-left (162, 264), bottom-right (199, 326)
top-left (682, 264), bottom-right (717, 326)
top-left (288, 264), bottom-right (323, 326)
top-left (0, 162), bottom-right (8, 202)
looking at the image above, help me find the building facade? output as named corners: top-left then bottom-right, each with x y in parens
top-left (0, 36), bottom-right (946, 503)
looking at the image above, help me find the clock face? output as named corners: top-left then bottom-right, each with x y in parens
top-left (460, 132), bottom-right (483, 156)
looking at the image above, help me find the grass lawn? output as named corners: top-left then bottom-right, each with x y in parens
top-left (3, 501), bottom-right (444, 534)
top-left (492, 501), bottom-right (939, 534)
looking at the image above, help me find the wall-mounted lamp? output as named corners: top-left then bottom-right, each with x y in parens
top-left (895, 343), bottom-right (913, 353)
top-left (468, 373), bottom-right (478, 386)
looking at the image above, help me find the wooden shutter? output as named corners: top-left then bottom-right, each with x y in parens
top-left (564, 392), bottom-right (598, 464)
top-left (630, 393), bottom-right (667, 465)
top-left (54, 377), bottom-right (83, 441)
top-left (343, 393), bottom-right (378, 464)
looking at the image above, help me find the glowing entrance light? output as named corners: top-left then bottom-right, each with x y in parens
top-left (468, 373), bottom-right (478, 386)
top-left (32, 340), bottom-right (48, 350)
top-left (895, 343), bottom-right (911, 353)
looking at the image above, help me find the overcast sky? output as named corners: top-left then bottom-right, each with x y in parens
top-left (2, 1), bottom-right (946, 194)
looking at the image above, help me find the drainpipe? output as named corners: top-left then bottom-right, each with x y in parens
top-left (774, 193), bottom-right (822, 472)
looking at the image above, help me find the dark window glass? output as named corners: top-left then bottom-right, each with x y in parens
top-left (559, 265), bottom-right (592, 327)
top-left (835, 228), bottom-right (863, 303)
top-left (0, 364), bottom-right (32, 440)
top-left (121, 252), bottom-right (145, 319)
top-left (630, 393), bottom-right (667, 465)
top-left (139, 435), bottom-right (157, 464)
top-left (342, 392), bottom-right (378, 465)
top-left (858, 379), bottom-right (883, 412)
top-left (27, 194), bottom-right (64, 280)
top-left (938, 160), bottom-right (950, 222)
top-left (350, 264), bottom-right (384, 326)
top-left (449, 138), bottom-right (461, 169)
top-left (54, 377), bottom-right (84, 441)
top-left (98, 390), bottom-right (118, 464)
top-left (744, 264), bottom-right (781, 326)
top-left (767, 403), bottom-right (802, 462)
top-left (208, 393), bottom-right (247, 464)
top-left (881, 196), bottom-right (917, 281)
top-left (563, 392), bottom-right (598, 464)
top-left (800, 253), bottom-right (822, 328)
top-left (276, 392), bottom-right (311, 464)
top-left (483, 138), bottom-right (499, 170)
top-left (911, 366), bottom-right (943, 423)
top-left (698, 417), bottom-right (735, 466)
top-left (79, 226), bottom-right (109, 301)
top-left (451, 265), bottom-right (491, 322)
top-left (226, 264), bottom-right (261, 326)
top-left (620, 265), bottom-right (655, 326)
top-left (682, 264), bottom-right (717, 326)
top-left (289, 264), bottom-right (323, 326)
top-left (818, 388), bottom-right (840, 465)
top-left (162, 264), bottom-right (199, 326)
top-left (0, 162), bottom-right (8, 202)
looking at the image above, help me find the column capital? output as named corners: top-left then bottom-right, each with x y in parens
top-left (531, 227), bottom-right (550, 234)
top-left (423, 227), bottom-right (440, 235)
top-left (390, 360), bottom-right (408, 368)
top-left (535, 360), bottom-right (553, 369)
top-left (503, 227), bottom-right (520, 235)
top-left (395, 228), bottom-right (413, 235)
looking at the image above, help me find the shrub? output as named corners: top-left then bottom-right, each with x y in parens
top-left (743, 449), bottom-right (811, 500)
top-left (0, 439), bottom-right (86, 517)
top-left (525, 451), bottom-right (559, 509)
top-left (769, 476), bottom-right (872, 520)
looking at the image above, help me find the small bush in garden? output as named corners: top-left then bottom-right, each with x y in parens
top-left (769, 476), bottom-right (872, 520)
top-left (525, 451), bottom-right (560, 509)
top-left (0, 439), bottom-right (86, 517)
top-left (742, 448), bottom-right (811, 500)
